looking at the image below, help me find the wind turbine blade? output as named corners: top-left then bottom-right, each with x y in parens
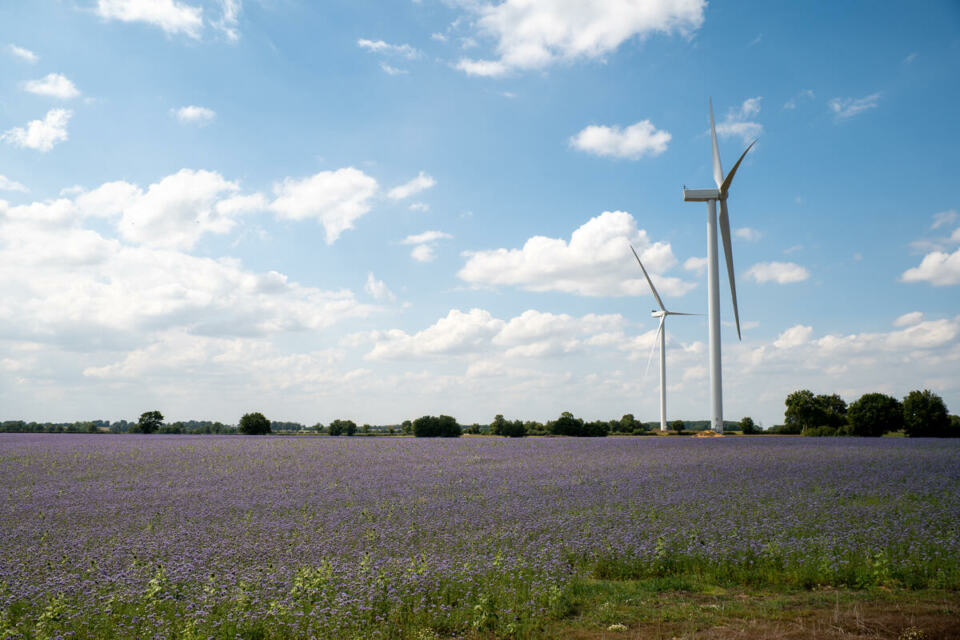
top-left (669, 312), bottom-right (702, 316)
top-left (710, 98), bottom-right (723, 188)
top-left (630, 244), bottom-right (666, 312)
top-left (718, 200), bottom-right (742, 340)
top-left (720, 139), bottom-right (757, 196)
top-left (643, 317), bottom-right (665, 379)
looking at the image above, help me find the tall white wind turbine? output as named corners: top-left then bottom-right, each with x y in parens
top-left (630, 245), bottom-right (697, 432)
top-left (682, 99), bottom-right (756, 433)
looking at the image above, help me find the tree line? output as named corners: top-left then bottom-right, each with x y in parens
top-left (2, 391), bottom-right (956, 438)
top-left (771, 388), bottom-right (958, 437)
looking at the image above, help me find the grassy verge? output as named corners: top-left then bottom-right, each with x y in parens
top-left (532, 576), bottom-right (960, 640)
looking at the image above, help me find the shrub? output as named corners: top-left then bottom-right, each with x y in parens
top-left (327, 419), bottom-right (356, 436)
top-left (238, 412), bottom-right (271, 435)
top-left (847, 393), bottom-right (903, 437)
top-left (412, 415), bottom-right (461, 437)
top-left (670, 420), bottom-right (684, 434)
top-left (135, 411), bottom-right (164, 434)
top-left (803, 425), bottom-right (837, 437)
top-left (903, 390), bottom-right (950, 437)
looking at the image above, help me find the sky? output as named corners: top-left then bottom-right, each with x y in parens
top-left (1, 0), bottom-right (959, 428)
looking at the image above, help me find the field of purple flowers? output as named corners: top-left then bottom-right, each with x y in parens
top-left (1, 434), bottom-right (958, 639)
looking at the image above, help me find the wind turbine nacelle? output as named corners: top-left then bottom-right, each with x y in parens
top-left (651, 310), bottom-right (665, 318)
top-left (682, 188), bottom-right (720, 202)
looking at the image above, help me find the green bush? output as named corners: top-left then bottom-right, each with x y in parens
top-left (847, 393), bottom-right (903, 437)
top-left (903, 390), bottom-right (950, 437)
top-left (412, 415), bottom-right (461, 437)
top-left (238, 412), bottom-right (271, 435)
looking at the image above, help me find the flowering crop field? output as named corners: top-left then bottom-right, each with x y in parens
top-left (1, 434), bottom-right (959, 639)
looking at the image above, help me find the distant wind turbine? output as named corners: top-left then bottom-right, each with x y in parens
top-left (630, 245), bottom-right (698, 432)
top-left (682, 99), bottom-right (756, 432)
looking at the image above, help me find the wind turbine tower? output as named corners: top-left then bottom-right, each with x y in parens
top-left (682, 100), bottom-right (755, 433)
top-left (630, 246), bottom-right (697, 432)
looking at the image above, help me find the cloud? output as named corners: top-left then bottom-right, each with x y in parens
top-left (683, 256), bottom-right (707, 275)
top-left (828, 93), bottom-right (881, 120)
top-left (401, 230), bottom-right (452, 263)
top-left (931, 210), bottom-right (957, 230)
top-left (364, 272), bottom-right (396, 302)
top-left (458, 210), bottom-right (695, 297)
top-left (212, 0), bottom-right (241, 41)
top-left (111, 170), bottom-right (242, 248)
top-left (400, 230), bottom-right (452, 245)
top-left (173, 105), bottom-right (216, 124)
top-left (773, 324), bottom-right (812, 349)
top-left (7, 44), bottom-right (37, 63)
top-left (357, 39), bottom-right (420, 59)
top-left (23, 73), bottom-right (80, 99)
top-left (716, 97), bottom-right (763, 142)
top-left (1, 109), bottom-right (72, 152)
top-left (380, 63), bottom-right (408, 75)
top-left (270, 168), bottom-right (378, 244)
top-left (410, 245), bottom-right (436, 262)
top-left (901, 248), bottom-right (960, 286)
top-left (0, 175), bottom-right (28, 193)
top-left (95, 0), bottom-right (204, 38)
top-left (745, 261), bottom-right (809, 284)
top-left (893, 311), bottom-right (924, 327)
top-left (409, 202), bottom-right (429, 212)
top-left (455, 0), bottom-right (705, 76)
top-left (388, 171), bottom-right (436, 200)
top-left (734, 227), bottom-right (761, 242)
top-left (569, 120), bottom-right (671, 159)
top-left (364, 308), bottom-right (627, 361)
top-left (0, 213), bottom-right (376, 353)
top-left (367, 309), bottom-right (505, 360)
top-left (783, 89), bottom-right (814, 110)
top-left (903, 52), bottom-right (918, 65)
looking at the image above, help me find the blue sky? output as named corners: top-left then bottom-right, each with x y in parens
top-left (1, 0), bottom-right (958, 427)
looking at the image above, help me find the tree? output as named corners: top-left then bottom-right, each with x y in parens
top-left (740, 416), bottom-right (759, 434)
top-left (490, 414), bottom-right (507, 435)
top-left (847, 393), bottom-right (902, 437)
top-left (671, 420), bottom-right (685, 434)
top-left (412, 415), bottom-right (461, 437)
top-left (401, 420), bottom-right (413, 435)
top-left (327, 419), bottom-right (356, 436)
top-left (549, 412), bottom-right (584, 436)
top-left (137, 411), bottom-right (163, 434)
top-left (238, 412), bottom-right (271, 435)
top-left (784, 390), bottom-right (847, 432)
top-left (903, 390), bottom-right (950, 437)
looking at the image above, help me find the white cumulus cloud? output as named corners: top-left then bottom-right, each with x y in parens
top-left (455, 0), bottom-right (705, 76)
top-left (893, 311), bottom-right (924, 327)
top-left (357, 39), bottom-right (420, 59)
top-left (388, 171), bottom-right (436, 200)
top-left (96, 0), bottom-right (204, 38)
top-left (24, 73), bottom-right (80, 99)
top-left (458, 210), bottom-right (694, 297)
top-left (1, 109), bottom-right (72, 152)
top-left (735, 227), bottom-right (762, 242)
top-left (0, 175), bottom-right (28, 193)
top-left (364, 272), bottom-right (396, 301)
top-left (7, 44), bottom-right (37, 63)
top-left (901, 248), bottom-right (960, 286)
top-left (774, 324), bottom-right (812, 349)
top-left (173, 105), bottom-right (216, 124)
top-left (569, 120), bottom-right (671, 159)
top-left (716, 97), bottom-right (763, 143)
top-left (746, 261), bottom-right (809, 284)
top-left (270, 168), bottom-right (378, 244)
